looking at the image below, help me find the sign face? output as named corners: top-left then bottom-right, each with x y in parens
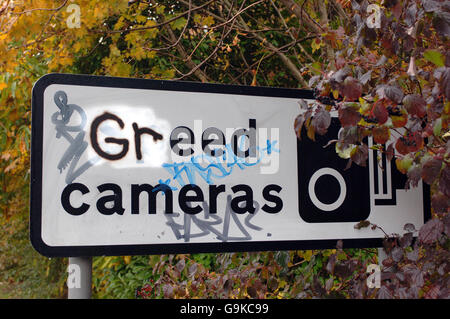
top-left (30, 74), bottom-right (430, 257)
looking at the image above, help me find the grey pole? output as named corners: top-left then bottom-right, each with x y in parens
top-left (68, 256), bottom-right (92, 299)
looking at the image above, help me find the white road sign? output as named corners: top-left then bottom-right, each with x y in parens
top-left (30, 74), bottom-right (430, 256)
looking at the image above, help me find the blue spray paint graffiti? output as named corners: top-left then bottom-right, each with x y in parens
top-left (155, 140), bottom-right (279, 192)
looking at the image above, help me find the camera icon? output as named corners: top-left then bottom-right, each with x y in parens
top-left (297, 118), bottom-right (371, 223)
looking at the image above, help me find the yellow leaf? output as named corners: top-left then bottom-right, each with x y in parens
top-left (114, 16), bottom-right (126, 30)
top-left (298, 250), bottom-right (313, 262)
top-left (110, 45), bottom-right (121, 57)
top-left (0, 82), bottom-right (7, 91)
top-left (147, 50), bottom-right (156, 59)
top-left (202, 16), bottom-right (215, 27)
top-left (73, 42), bottom-right (82, 53)
top-left (332, 89), bottom-right (339, 99)
top-left (136, 15), bottom-right (147, 23)
top-left (311, 39), bottom-right (323, 53)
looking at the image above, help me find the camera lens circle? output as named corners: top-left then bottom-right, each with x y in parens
top-left (308, 167), bottom-right (346, 212)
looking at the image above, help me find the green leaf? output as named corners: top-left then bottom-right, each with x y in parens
top-left (156, 5), bottom-right (166, 15)
top-left (171, 17), bottom-right (187, 31)
top-left (423, 50), bottom-right (445, 67)
top-left (433, 118), bottom-right (442, 136)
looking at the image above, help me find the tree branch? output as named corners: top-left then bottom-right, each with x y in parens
top-left (224, 0), bottom-right (308, 87)
top-left (279, 0), bottom-right (323, 34)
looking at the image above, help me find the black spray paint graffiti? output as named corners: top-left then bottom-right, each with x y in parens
top-left (51, 91), bottom-right (99, 184)
top-left (164, 195), bottom-right (265, 242)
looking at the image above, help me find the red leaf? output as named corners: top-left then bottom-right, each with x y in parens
top-left (338, 105), bottom-right (361, 127)
top-left (403, 94), bottom-right (427, 117)
top-left (408, 131), bottom-right (424, 152)
top-left (372, 99), bottom-right (389, 124)
top-left (395, 132), bottom-right (424, 155)
top-left (340, 76), bottom-right (362, 101)
top-left (395, 137), bottom-right (409, 155)
top-left (391, 112), bottom-right (408, 128)
top-left (373, 126), bottom-right (390, 144)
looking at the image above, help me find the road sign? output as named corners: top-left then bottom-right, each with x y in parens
top-left (30, 73), bottom-right (430, 257)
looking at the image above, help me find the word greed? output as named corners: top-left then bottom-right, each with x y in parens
top-left (90, 112), bottom-right (258, 160)
top-left (61, 111), bottom-right (283, 216)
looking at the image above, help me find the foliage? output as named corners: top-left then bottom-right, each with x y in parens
top-left (0, 213), bottom-right (67, 298)
top-left (97, 249), bottom-right (378, 299)
top-left (297, 0), bottom-right (449, 209)
top-left (0, 0), bottom-right (448, 299)
top-left (294, 0), bottom-right (450, 298)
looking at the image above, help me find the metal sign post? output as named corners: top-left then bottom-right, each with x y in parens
top-left (68, 257), bottom-right (92, 299)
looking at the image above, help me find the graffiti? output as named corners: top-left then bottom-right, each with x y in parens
top-left (51, 90), bottom-right (100, 184)
top-left (165, 195), bottom-right (264, 242)
top-left (156, 140), bottom-right (279, 192)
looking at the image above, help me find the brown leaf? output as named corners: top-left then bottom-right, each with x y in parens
top-left (386, 143), bottom-right (395, 162)
top-left (384, 85), bottom-right (404, 104)
top-left (163, 284), bottom-right (174, 298)
top-left (391, 246), bottom-right (403, 262)
top-left (354, 220), bottom-right (371, 229)
top-left (433, 12), bottom-right (450, 39)
top-left (406, 164), bottom-right (422, 188)
top-left (311, 107), bottom-right (331, 136)
top-left (294, 109), bottom-right (312, 140)
top-left (350, 144), bottom-right (368, 167)
top-left (176, 259), bottom-right (185, 273)
top-left (421, 158), bottom-right (443, 185)
top-left (418, 219), bottom-right (444, 244)
top-left (438, 164), bottom-right (450, 197)
top-left (431, 193), bottom-right (449, 214)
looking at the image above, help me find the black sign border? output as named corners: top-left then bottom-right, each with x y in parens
top-left (30, 73), bottom-right (431, 257)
